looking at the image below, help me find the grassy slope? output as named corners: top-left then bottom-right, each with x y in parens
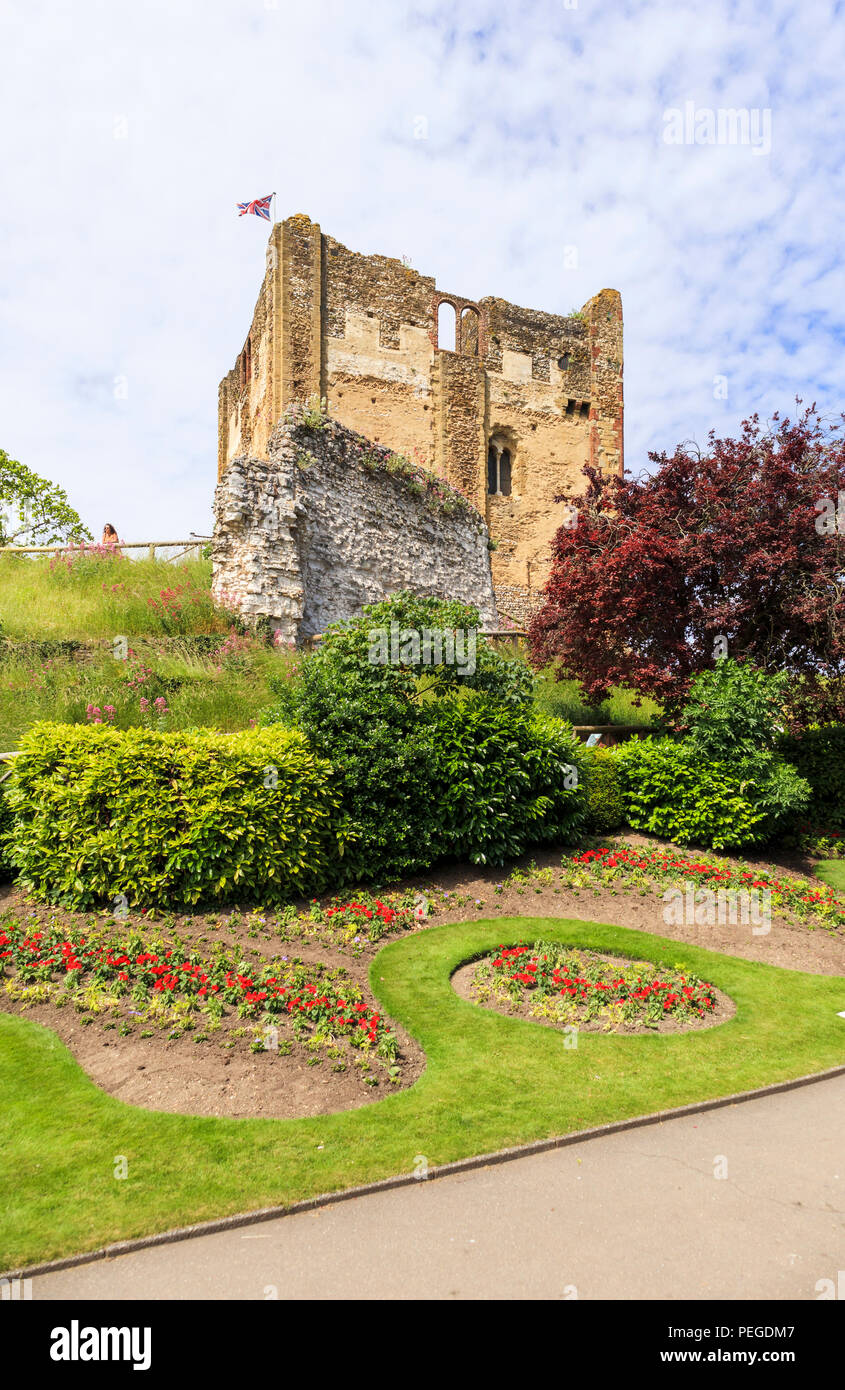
top-left (0, 553), bottom-right (301, 746)
top-left (0, 645), bottom-right (291, 748)
top-left (0, 554), bottom-right (224, 639)
top-left (2, 916), bottom-right (844, 1271)
top-left (0, 553), bottom-right (658, 732)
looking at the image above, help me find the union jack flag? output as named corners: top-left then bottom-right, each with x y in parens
top-left (237, 193), bottom-right (274, 220)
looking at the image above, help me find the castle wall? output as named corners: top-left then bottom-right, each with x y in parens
top-left (217, 245), bottom-right (277, 467)
top-left (212, 416), bottom-right (498, 643)
top-left (218, 215), bottom-right (623, 619)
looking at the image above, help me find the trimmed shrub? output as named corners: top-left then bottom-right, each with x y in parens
top-left (263, 653), bottom-right (442, 883)
top-left (582, 747), bottom-right (626, 833)
top-left (261, 592), bottom-right (570, 880)
top-left (7, 722), bottom-right (339, 909)
top-left (426, 699), bottom-right (588, 865)
top-left (262, 591), bottom-right (586, 879)
top-left (778, 725), bottom-right (845, 830)
top-left (615, 737), bottom-right (810, 850)
top-left (293, 590), bottom-right (536, 711)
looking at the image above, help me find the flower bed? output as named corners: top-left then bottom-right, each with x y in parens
top-left (564, 843), bottom-right (845, 933)
top-left (467, 941), bottom-right (721, 1032)
top-left (0, 911), bottom-right (399, 1073)
top-left (287, 889), bottom-right (428, 952)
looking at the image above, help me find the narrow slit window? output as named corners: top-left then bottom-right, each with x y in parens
top-left (499, 448), bottom-right (512, 496)
top-left (487, 441), bottom-right (513, 496)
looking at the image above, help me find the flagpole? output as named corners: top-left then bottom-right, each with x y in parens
top-left (272, 191), bottom-right (277, 225)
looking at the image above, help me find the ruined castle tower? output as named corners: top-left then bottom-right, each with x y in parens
top-left (218, 214), bottom-right (623, 621)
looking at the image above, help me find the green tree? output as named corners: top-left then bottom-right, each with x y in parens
top-left (0, 449), bottom-right (91, 546)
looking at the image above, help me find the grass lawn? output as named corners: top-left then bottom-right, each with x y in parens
top-left (815, 860), bottom-right (845, 892)
top-left (2, 915), bottom-right (844, 1272)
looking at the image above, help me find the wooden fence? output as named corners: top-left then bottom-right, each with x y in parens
top-left (0, 540), bottom-right (211, 561)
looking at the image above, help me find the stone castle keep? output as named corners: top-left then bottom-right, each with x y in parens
top-left (215, 213), bottom-right (623, 633)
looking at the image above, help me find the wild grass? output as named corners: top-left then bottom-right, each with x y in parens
top-left (0, 641), bottom-right (297, 748)
top-left (533, 671), bottom-right (663, 726)
top-left (0, 552), bottom-right (229, 639)
top-left (0, 553), bottom-right (662, 742)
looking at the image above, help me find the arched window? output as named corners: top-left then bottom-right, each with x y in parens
top-left (437, 301), bottom-right (457, 351)
top-left (487, 439), bottom-right (512, 496)
top-left (461, 306), bottom-right (479, 356)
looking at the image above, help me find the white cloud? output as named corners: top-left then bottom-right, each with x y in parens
top-left (1, 0), bottom-right (843, 536)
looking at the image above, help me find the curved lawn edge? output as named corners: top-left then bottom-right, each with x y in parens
top-left (2, 915), bottom-right (844, 1271)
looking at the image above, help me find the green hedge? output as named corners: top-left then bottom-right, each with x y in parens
top-left (262, 592), bottom-right (583, 880)
top-left (614, 737), bottom-right (809, 850)
top-left (4, 705), bottom-right (588, 907)
top-left (778, 725), bottom-right (845, 830)
top-left (427, 701), bottom-right (588, 865)
top-left (6, 723), bottom-right (339, 909)
top-left (582, 747), bottom-right (626, 833)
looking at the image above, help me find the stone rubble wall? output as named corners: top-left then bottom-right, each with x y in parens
top-left (493, 585), bottom-right (547, 630)
top-left (212, 415), bottom-right (498, 642)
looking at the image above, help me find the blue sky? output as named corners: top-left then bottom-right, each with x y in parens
top-left (1, 0), bottom-right (844, 538)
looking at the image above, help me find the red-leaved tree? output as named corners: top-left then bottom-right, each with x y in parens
top-left (528, 405), bottom-right (845, 721)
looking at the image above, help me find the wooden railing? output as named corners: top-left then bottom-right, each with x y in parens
top-left (0, 751), bottom-right (21, 785)
top-left (0, 539), bottom-right (211, 561)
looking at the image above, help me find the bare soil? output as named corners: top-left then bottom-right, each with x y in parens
top-left (1, 996), bottom-right (426, 1119)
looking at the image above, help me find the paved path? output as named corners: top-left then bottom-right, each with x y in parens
top-left (33, 1075), bottom-right (845, 1300)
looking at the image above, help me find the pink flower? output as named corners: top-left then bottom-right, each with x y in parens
top-left (139, 697), bottom-right (150, 712)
